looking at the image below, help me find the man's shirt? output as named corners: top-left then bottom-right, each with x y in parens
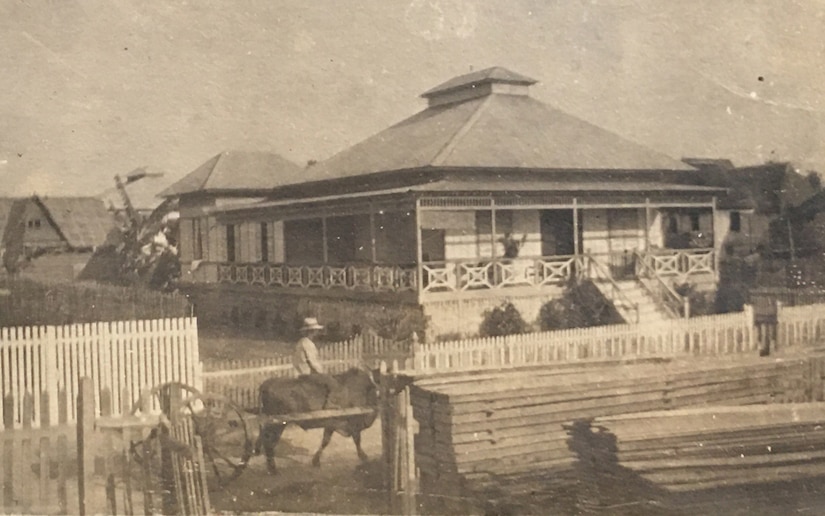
top-left (293, 337), bottom-right (324, 375)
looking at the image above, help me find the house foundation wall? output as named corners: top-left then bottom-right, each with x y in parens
top-left (422, 286), bottom-right (565, 339)
top-left (182, 284), bottom-right (425, 340)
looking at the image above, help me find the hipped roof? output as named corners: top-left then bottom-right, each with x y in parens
top-left (303, 68), bottom-right (693, 184)
top-left (160, 151), bottom-right (304, 197)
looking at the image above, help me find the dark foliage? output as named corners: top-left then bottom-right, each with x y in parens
top-left (479, 302), bottom-right (530, 337)
top-left (539, 280), bottom-right (624, 330)
top-left (0, 276), bottom-right (190, 327)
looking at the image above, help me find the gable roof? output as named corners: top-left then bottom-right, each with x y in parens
top-left (303, 68), bottom-right (693, 185)
top-left (35, 196), bottom-right (115, 250)
top-left (98, 167), bottom-right (173, 213)
top-left (159, 151), bottom-right (304, 197)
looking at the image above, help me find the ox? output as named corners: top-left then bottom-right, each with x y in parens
top-left (255, 367), bottom-right (380, 474)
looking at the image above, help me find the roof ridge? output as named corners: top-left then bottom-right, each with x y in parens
top-left (431, 95), bottom-right (495, 166)
top-left (202, 152), bottom-right (225, 189)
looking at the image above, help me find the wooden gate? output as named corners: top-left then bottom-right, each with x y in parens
top-left (78, 378), bottom-right (211, 515)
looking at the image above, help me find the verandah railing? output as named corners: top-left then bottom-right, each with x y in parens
top-left (217, 262), bottom-right (417, 291)
top-left (635, 250), bottom-right (690, 318)
top-left (421, 249), bottom-right (714, 294)
top-left (212, 249), bottom-right (715, 294)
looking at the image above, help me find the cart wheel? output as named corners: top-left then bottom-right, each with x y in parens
top-left (186, 393), bottom-right (253, 489)
top-left (129, 383), bottom-right (253, 489)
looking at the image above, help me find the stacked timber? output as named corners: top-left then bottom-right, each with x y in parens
top-left (594, 404), bottom-right (825, 491)
top-left (410, 353), bottom-right (825, 513)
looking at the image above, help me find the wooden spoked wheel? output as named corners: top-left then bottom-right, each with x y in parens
top-left (129, 383), bottom-right (253, 490)
top-left (187, 392), bottom-right (254, 489)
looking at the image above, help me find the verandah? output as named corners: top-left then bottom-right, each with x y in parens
top-left (210, 195), bottom-right (717, 296)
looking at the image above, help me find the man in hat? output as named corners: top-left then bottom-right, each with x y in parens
top-left (293, 317), bottom-right (325, 375)
top-left (293, 317), bottom-right (342, 408)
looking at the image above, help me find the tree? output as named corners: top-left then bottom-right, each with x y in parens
top-left (78, 179), bottom-right (181, 291)
top-left (807, 171), bottom-right (822, 191)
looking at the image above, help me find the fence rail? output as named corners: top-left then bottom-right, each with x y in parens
top-left (413, 308), bottom-right (755, 373)
top-left (202, 334), bottom-right (407, 409)
top-left (0, 317), bottom-right (201, 429)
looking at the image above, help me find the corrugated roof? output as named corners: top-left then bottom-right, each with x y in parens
top-left (159, 151), bottom-right (304, 197)
top-left (99, 168), bottom-right (173, 212)
top-left (36, 196), bottom-right (115, 250)
top-left (216, 177), bottom-right (723, 215)
top-left (304, 86), bottom-right (693, 184)
top-left (421, 66), bottom-right (537, 98)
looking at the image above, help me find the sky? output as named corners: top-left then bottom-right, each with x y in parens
top-left (1, 0), bottom-right (824, 197)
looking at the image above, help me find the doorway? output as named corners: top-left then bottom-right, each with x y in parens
top-left (540, 210), bottom-right (577, 256)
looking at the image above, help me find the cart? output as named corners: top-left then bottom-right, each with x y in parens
top-left (129, 382), bottom-right (378, 489)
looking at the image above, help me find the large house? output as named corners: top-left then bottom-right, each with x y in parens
top-left (167, 67), bottom-right (815, 340)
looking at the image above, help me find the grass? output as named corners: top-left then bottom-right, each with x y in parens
top-left (198, 327), bottom-right (294, 361)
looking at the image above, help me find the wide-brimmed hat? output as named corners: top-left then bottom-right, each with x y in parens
top-left (300, 317), bottom-right (324, 332)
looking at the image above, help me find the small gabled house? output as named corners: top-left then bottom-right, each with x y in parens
top-left (172, 67), bottom-right (738, 339)
top-left (159, 150), bottom-right (305, 277)
top-left (2, 195), bottom-right (115, 281)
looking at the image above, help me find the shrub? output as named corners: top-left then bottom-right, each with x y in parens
top-left (0, 276), bottom-right (191, 328)
top-left (479, 302), bottom-right (530, 337)
top-left (360, 307), bottom-right (429, 342)
top-left (539, 280), bottom-right (624, 331)
top-left (675, 282), bottom-right (718, 317)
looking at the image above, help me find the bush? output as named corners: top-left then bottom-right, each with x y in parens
top-left (539, 280), bottom-right (624, 331)
top-left (675, 282), bottom-right (718, 317)
top-left (0, 276), bottom-right (191, 328)
top-left (479, 302), bottom-right (530, 337)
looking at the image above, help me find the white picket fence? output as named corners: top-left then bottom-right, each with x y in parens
top-left (775, 302), bottom-right (825, 351)
top-left (201, 334), bottom-right (407, 408)
top-left (412, 306), bottom-right (757, 373)
top-left (201, 302), bottom-right (825, 407)
top-left (0, 317), bottom-right (201, 429)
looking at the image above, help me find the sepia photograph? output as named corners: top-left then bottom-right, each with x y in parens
top-left (2, 1), bottom-right (825, 514)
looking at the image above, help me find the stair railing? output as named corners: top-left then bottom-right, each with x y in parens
top-left (634, 251), bottom-right (690, 319)
top-left (584, 254), bottom-right (640, 324)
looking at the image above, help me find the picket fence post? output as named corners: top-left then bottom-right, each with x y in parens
top-left (76, 377), bottom-right (95, 516)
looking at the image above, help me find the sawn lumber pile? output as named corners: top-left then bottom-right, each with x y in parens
top-left (593, 403), bottom-right (825, 493)
top-left (409, 353), bottom-right (825, 512)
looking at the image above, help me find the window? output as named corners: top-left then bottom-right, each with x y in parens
top-left (27, 219), bottom-right (41, 229)
top-left (260, 222), bottom-right (269, 263)
top-left (226, 224), bottom-right (236, 263)
top-left (192, 218), bottom-right (203, 260)
top-left (730, 211), bottom-right (741, 233)
top-left (689, 212), bottom-right (700, 232)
